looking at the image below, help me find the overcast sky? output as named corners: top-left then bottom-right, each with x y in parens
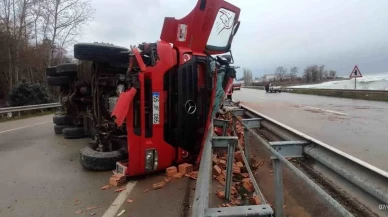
top-left (82, 0), bottom-right (388, 78)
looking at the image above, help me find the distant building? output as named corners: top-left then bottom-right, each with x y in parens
top-left (262, 74), bottom-right (276, 81)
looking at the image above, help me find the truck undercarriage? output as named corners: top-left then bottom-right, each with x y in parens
top-left (47, 0), bottom-right (241, 175)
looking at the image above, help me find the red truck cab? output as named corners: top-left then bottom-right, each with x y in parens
top-left (112, 0), bottom-right (241, 176)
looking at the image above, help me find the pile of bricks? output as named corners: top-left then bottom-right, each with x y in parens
top-left (212, 112), bottom-right (265, 207)
top-left (148, 163), bottom-right (197, 191)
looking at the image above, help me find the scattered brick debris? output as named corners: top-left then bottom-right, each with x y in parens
top-left (74, 200), bottom-right (82, 206)
top-left (221, 170), bottom-right (227, 178)
top-left (216, 176), bottom-right (225, 186)
top-left (236, 161), bottom-right (244, 168)
top-left (213, 165), bottom-right (222, 176)
top-left (185, 171), bottom-right (198, 180)
top-left (242, 178), bottom-right (250, 183)
top-left (164, 177), bottom-right (171, 183)
top-left (100, 185), bottom-right (111, 190)
top-left (226, 203), bottom-right (232, 207)
top-left (90, 213), bottom-right (96, 216)
top-left (142, 189), bottom-right (150, 194)
top-left (216, 190), bottom-right (225, 199)
top-left (243, 181), bottom-right (254, 193)
top-left (115, 187), bottom-right (126, 193)
top-left (250, 195), bottom-right (261, 205)
top-left (152, 182), bottom-right (166, 190)
top-left (269, 170), bottom-right (273, 173)
top-left (234, 151), bottom-right (243, 162)
top-left (218, 159), bottom-right (226, 168)
top-left (75, 209), bottom-right (83, 214)
top-left (232, 165), bottom-right (241, 174)
top-left (126, 199), bottom-right (134, 203)
top-left (178, 163), bottom-right (193, 174)
top-left (241, 173), bottom-right (249, 178)
top-left (173, 172), bottom-right (184, 179)
top-left (166, 166), bottom-right (178, 177)
top-left (110, 174), bottom-right (126, 187)
top-left (85, 206), bottom-right (99, 211)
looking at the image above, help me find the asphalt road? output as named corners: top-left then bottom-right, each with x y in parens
top-left (234, 88), bottom-right (388, 172)
top-left (0, 115), bottom-right (221, 217)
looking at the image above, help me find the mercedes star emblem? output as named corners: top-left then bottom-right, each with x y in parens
top-left (184, 100), bottom-right (197, 115)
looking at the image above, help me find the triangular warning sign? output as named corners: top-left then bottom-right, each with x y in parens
top-left (349, 65), bottom-right (362, 78)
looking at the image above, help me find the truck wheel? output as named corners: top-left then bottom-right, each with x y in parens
top-left (79, 145), bottom-right (127, 171)
top-left (56, 63), bottom-right (77, 76)
top-left (63, 127), bottom-right (85, 139)
top-left (46, 66), bottom-right (57, 76)
top-left (74, 43), bottom-right (130, 64)
top-left (279, 90), bottom-right (282, 93)
top-left (227, 95), bottom-right (232, 100)
top-left (47, 76), bottom-right (74, 86)
top-left (53, 114), bottom-right (73, 125)
top-left (54, 124), bottom-right (70, 134)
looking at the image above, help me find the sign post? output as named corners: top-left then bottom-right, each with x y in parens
top-left (349, 65), bottom-right (363, 89)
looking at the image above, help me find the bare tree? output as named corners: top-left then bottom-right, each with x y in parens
top-left (329, 70), bottom-right (337, 79)
top-left (290, 66), bottom-right (298, 81)
top-left (42, 0), bottom-right (94, 65)
top-left (323, 70), bottom-right (329, 79)
top-left (242, 68), bottom-right (253, 85)
top-left (275, 66), bottom-right (287, 81)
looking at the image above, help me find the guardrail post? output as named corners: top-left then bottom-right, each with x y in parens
top-left (18, 111), bottom-right (21, 117)
top-left (241, 118), bottom-right (262, 165)
top-left (273, 158), bottom-right (284, 217)
top-left (225, 139), bottom-right (236, 201)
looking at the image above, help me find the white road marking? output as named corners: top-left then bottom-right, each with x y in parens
top-left (302, 105), bottom-right (347, 116)
top-left (0, 121), bottom-right (51, 134)
top-left (102, 181), bottom-right (137, 217)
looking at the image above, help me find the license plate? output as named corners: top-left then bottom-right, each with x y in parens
top-left (152, 92), bottom-right (160, 124)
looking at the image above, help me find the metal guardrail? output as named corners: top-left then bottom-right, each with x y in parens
top-left (0, 103), bottom-right (61, 115)
top-left (192, 100), bottom-right (388, 217)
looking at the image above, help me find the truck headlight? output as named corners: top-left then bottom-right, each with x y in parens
top-left (145, 149), bottom-right (158, 171)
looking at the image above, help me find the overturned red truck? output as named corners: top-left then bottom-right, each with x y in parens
top-left (62, 0), bottom-right (241, 176)
top-left (110, 0), bottom-right (241, 176)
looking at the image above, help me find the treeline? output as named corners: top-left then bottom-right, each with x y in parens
top-left (0, 0), bottom-right (94, 97)
top-left (272, 65), bottom-right (338, 83)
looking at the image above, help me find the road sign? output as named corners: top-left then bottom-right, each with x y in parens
top-left (349, 65), bottom-right (363, 78)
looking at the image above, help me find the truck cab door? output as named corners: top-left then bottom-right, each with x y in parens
top-left (160, 0), bottom-right (241, 55)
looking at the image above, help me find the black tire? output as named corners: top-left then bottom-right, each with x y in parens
top-left (227, 95), bottom-right (232, 100)
top-left (74, 43), bottom-right (130, 64)
top-left (56, 63), bottom-right (77, 76)
top-left (47, 76), bottom-right (74, 86)
top-left (63, 127), bottom-right (85, 139)
top-left (53, 114), bottom-right (73, 125)
top-left (79, 145), bottom-right (127, 171)
top-left (46, 66), bottom-right (57, 76)
top-left (279, 90), bottom-right (282, 93)
top-left (54, 124), bottom-right (70, 134)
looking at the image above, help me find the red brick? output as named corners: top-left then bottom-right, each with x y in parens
top-left (166, 166), bottom-right (178, 177)
top-left (243, 181), bottom-right (254, 192)
top-left (152, 182), bottom-right (166, 190)
top-left (213, 165), bottom-right (222, 176)
top-left (216, 190), bottom-right (225, 199)
top-left (178, 163), bottom-right (193, 174)
top-left (233, 165), bottom-right (241, 174)
top-left (241, 173), bottom-right (249, 178)
top-left (236, 162), bottom-right (244, 168)
top-left (234, 151), bottom-right (243, 162)
top-left (173, 172), bottom-right (184, 179)
top-left (250, 195), bottom-right (261, 205)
